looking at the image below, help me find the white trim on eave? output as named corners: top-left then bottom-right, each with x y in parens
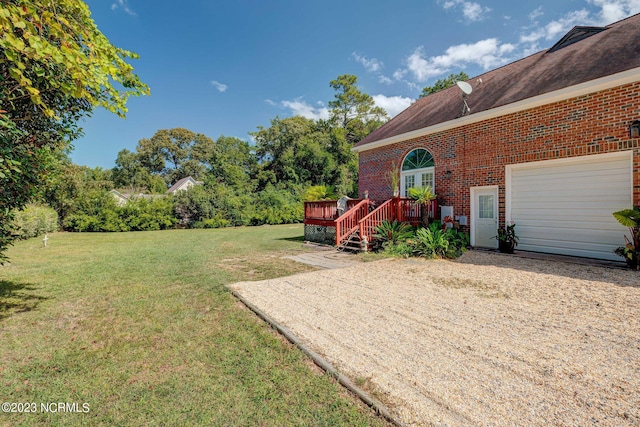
top-left (353, 66), bottom-right (640, 153)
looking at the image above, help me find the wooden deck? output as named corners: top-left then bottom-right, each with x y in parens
top-left (304, 198), bottom-right (438, 247)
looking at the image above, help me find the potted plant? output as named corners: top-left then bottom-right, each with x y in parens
top-left (494, 223), bottom-right (518, 254)
top-left (612, 206), bottom-right (640, 270)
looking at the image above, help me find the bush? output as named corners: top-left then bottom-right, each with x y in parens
top-left (413, 221), bottom-right (469, 259)
top-left (63, 196), bottom-right (176, 232)
top-left (373, 220), bottom-right (469, 260)
top-left (192, 215), bottom-right (231, 229)
top-left (373, 220), bottom-right (414, 247)
top-left (382, 241), bottom-right (414, 258)
top-left (413, 223), bottom-right (450, 258)
top-left (63, 213), bottom-right (101, 232)
top-left (11, 204), bottom-right (59, 239)
top-left (251, 186), bottom-right (303, 225)
top-left (303, 185), bottom-right (337, 201)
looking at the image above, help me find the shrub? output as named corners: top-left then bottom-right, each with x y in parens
top-left (11, 204), bottom-right (59, 239)
top-left (382, 241), bottom-right (414, 258)
top-left (251, 186), bottom-right (303, 225)
top-left (413, 223), bottom-right (450, 258)
top-left (303, 185), bottom-right (337, 201)
top-left (373, 220), bottom-right (414, 247)
top-left (63, 196), bottom-right (176, 232)
top-left (63, 213), bottom-right (101, 232)
top-left (192, 215), bottom-right (231, 229)
top-left (412, 221), bottom-right (469, 259)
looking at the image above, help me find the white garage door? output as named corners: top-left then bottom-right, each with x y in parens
top-left (506, 151), bottom-right (632, 260)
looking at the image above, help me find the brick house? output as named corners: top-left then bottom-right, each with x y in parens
top-left (352, 14), bottom-right (640, 260)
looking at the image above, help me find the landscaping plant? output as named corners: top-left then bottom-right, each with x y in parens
top-left (413, 222), bottom-right (450, 258)
top-left (612, 206), bottom-right (640, 270)
top-left (373, 220), bottom-right (414, 247)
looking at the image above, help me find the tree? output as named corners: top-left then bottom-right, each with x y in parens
top-left (112, 149), bottom-right (166, 193)
top-left (0, 0), bottom-right (148, 261)
top-left (252, 116), bottom-right (337, 190)
top-left (201, 135), bottom-right (257, 191)
top-left (136, 128), bottom-right (212, 185)
top-left (328, 74), bottom-right (388, 145)
top-left (419, 72), bottom-right (470, 97)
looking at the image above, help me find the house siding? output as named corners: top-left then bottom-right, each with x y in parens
top-left (358, 81), bottom-right (640, 226)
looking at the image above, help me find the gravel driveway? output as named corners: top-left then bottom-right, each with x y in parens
top-left (229, 251), bottom-right (640, 426)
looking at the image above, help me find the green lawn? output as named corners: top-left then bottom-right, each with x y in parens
top-left (0, 226), bottom-right (388, 426)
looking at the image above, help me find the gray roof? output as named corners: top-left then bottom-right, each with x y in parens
top-left (355, 13), bottom-right (640, 148)
top-left (166, 176), bottom-right (202, 194)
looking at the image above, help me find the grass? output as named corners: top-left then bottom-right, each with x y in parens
top-left (0, 225), bottom-right (389, 426)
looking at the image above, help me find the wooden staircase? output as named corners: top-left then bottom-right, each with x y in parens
top-left (335, 197), bottom-right (438, 251)
top-left (337, 231), bottom-right (363, 252)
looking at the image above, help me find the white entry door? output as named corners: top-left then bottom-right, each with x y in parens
top-left (472, 187), bottom-right (498, 248)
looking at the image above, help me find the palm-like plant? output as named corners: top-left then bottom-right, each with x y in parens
top-left (408, 186), bottom-right (436, 226)
top-left (612, 206), bottom-right (640, 269)
top-left (373, 220), bottom-right (414, 246)
top-left (414, 223), bottom-right (450, 258)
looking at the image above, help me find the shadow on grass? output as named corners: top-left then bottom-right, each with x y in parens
top-left (277, 235), bottom-right (306, 243)
top-left (0, 280), bottom-right (48, 321)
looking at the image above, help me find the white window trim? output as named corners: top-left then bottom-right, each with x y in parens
top-left (401, 167), bottom-right (435, 197)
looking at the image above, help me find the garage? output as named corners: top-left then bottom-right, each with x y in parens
top-left (506, 151), bottom-right (633, 260)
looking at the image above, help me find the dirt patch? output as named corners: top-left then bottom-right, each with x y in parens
top-left (229, 251), bottom-right (640, 426)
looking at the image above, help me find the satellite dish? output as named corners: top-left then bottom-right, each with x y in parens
top-left (456, 81), bottom-right (473, 95)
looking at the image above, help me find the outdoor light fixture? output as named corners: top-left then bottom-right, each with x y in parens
top-left (445, 170), bottom-right (453, 179)
top-left (630, 120), bottom-right (640, 138)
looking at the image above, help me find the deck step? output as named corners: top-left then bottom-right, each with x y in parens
top-left (338, 232), bottom-right (363, 253)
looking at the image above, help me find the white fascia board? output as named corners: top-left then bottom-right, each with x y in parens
top-left (353, 66), bottom-right (640, 153)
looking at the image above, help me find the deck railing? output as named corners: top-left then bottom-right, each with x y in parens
top-left (358, 198), bottom-right (438, 244)
top-left (335, 199), bottom-right (371, 246)
top-left (358, 198), bottom-right (395, 244)
top-left (304, 199), bottom-right (363, 222)
top-left (303, 197), bottom-right (438, 247)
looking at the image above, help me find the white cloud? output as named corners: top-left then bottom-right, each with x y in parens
top-left (351, 52), bottom-right (383, 73)
top-left (520, 9), bottom-right (592, 43)
top-left (521, 1), bottom-right (639, 46)
top-left (588, 0), bottom-right (640, 24)
top-left (440, 0), bottom-right (491, 22)
top-left (402, 39), bottom-right (515, 83)
top-left (210, 80), bottom-right (228, 93)
top-left (378, 75), bottom-right (394, 85)
top-left (111, 0), bottom-right (136, 15)
top-left (280, 98), bottom-right (330, 120)
top-left (529, 6), bottom-right (544, 22)
top-left (372, 95), bottom-right (414, 117)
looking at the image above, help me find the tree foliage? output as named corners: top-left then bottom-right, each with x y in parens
top-left (419, 72), bottom-right (470, 98)
top-left (0, 0), bottom-right (148, 261)
top-left (29, 72), bottom-right (385, 237)
top-left (328, 74), bottom-right (388, 145)
top-left (0, 0), bottom-right (149, 124)
top-left (136, 128), bottom-right (213, 185)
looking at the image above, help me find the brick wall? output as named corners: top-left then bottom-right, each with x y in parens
top-left (358, 81), bottom-right (640, 224)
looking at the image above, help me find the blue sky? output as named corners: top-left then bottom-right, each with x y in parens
top-left (73, 0), bottom-right (640, 168)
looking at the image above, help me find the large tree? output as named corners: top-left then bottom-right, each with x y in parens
top-left (0, 0), bottom-right (149, 261)
top-left (136, 128), bottom-right (213, 185)
top-left (328, 74), bottom-right (388, 145)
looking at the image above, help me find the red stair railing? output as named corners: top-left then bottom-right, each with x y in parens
top-left (358, 198), bottom-right (395, 245)
top-left (335, 199), bottom-right (371, 246)
top-left (358, 198), bottom-right (439, 245)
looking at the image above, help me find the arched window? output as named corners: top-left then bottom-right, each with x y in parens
top-left (401, 148), bottom-right (435, 197)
